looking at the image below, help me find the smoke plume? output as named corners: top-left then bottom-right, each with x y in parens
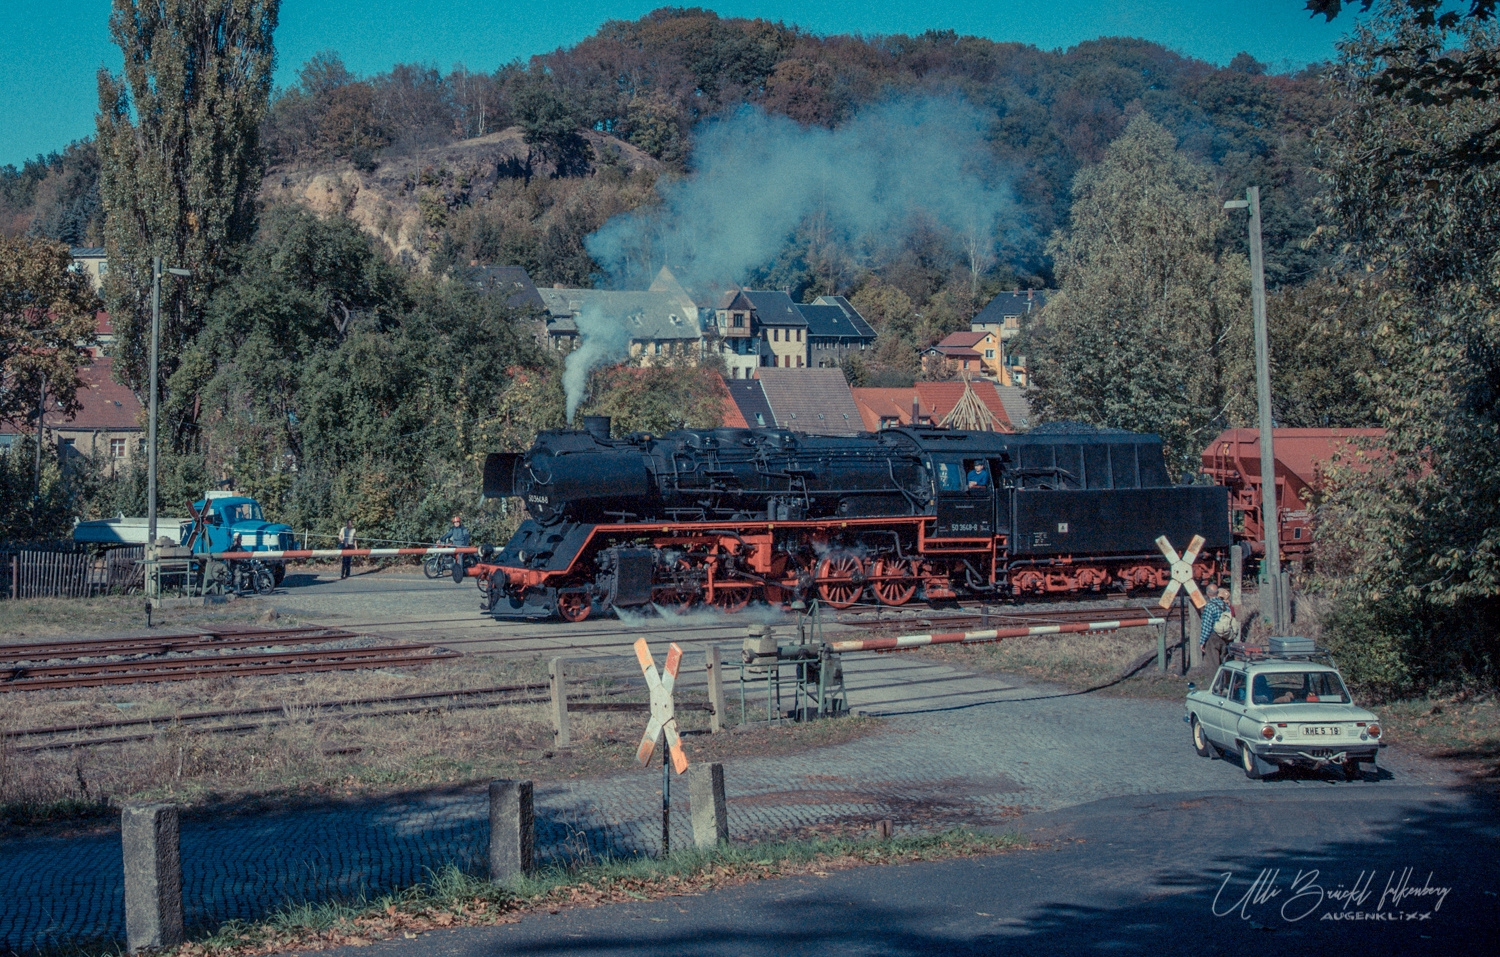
top-left (587, 95), bottom-right (1018, 291)
top-left (564, 95), bottom-right (1019, 417)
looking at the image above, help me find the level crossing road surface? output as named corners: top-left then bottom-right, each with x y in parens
top-left (0, 569), bottom-right (1474, 953)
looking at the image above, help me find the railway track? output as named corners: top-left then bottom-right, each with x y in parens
top-left (0, 626), bottom-right (360, 664)
top-left (0, 626), bottom-right (457, 693)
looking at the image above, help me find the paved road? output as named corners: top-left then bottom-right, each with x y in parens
top-left (323, 785), bottom-right (1500, 957)
top-left (0, 571), bottom-right (1468, 953)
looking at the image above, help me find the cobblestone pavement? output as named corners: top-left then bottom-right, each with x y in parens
top-left (0, 621), bottom-right (1459, 954)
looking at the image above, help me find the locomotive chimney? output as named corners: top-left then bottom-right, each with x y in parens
top-left (580, 415), bottom-right (612, 441)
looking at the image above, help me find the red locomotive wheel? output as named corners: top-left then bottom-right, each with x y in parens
top-left (556, 591), bottom-right (592, 622)
top-left (652, 586), bottom-right (698, 612)
top-left (870, 557), bottom-right (917, 606)
top-left (817, 554), bottom-right (867, 609)
top-left (708, 584), bottom-right (751, 613)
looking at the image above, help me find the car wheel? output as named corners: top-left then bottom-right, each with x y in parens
top-left (1191, 716), bottom-right (1213, 758)
top-left (1240, 741), bottom-right (1263, 780)
top-left (1342, 757), bottom-right (1362, 781)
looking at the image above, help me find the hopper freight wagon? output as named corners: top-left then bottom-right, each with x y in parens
top-left (467, 418), bottom-right (1230, 621)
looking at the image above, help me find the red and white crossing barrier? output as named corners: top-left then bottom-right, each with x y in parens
top-left (826, 615), bottom-right (1168, 653)
top-left (208, 546), bottom-right (479, 560)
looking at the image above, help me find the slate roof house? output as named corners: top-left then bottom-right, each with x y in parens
top-left (749, 368), bottom-right (864, 436)
top-left (802, 295), bottom-right (876, 368)
top-left (535, 268), bottom-right (702, 364)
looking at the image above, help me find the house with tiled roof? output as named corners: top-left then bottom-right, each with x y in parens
top-left (754, 368), bottom-right (863, 436)
top-left (851, 380), bottom-right (1015, 433)
top-left (924, 330), bottom-right (1000, 378)
top-left (851, 388), bottom-right (940, 431)
top-left (0, 358), bottom-right (144, 471)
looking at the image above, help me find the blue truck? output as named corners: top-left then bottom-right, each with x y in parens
top-left (74, 489), bottom-right (299, 585)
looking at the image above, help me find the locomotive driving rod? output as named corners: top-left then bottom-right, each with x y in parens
top-left (208, 546), bottom-right (479, 560)
top-left (825, 615), bottom-right (1168, 653)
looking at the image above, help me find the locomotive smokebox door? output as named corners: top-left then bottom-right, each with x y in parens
top-left (483, 453), bottom-right (521, 498)
top-left (932, 456), bottom-right (995, 538)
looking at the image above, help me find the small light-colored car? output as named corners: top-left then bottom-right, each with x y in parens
top-left (1185, 645), bottom-right (1384, 780)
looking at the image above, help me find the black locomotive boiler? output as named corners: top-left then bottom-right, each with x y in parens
top-left (469, 416), bottom-right (1230, 620)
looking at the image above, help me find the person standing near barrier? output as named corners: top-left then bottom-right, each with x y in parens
top-left (339, 520), bottom-right (357, 579)
top-left (1199, 583), bottom-right (1238, 666)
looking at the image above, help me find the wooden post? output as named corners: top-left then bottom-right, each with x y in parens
top-left (706, 645), bottom-right (727, 733)
top-left (549, 656), bottom-right (570, 748)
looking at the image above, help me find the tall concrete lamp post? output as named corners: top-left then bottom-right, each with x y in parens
top-left (147, 257), bottom-right (190, 588)
top-left (1224, 187), bottom-right (1282, 628)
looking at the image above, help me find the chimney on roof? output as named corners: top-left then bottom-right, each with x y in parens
top-left (911, 396), bottom-right (920, 424)
top-left (1027, 289), bottom-right (1033, 301)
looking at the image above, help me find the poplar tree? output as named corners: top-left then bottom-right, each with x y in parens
top-left (1026, 114), bottom-right (1252, 471)
top-left (95, 0), bottom-right (279, 401)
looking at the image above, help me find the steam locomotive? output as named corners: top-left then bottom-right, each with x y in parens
top-left (468, 416), bottom-right (1231, 620)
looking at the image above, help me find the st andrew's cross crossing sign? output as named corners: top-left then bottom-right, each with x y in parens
top-left (1156, 534), bottom-right (1208, 611)
top-left (634, 638), bottom-right (689, 774)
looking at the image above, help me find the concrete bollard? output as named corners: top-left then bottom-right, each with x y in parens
top-left (687, 762), bottom-right (728, 849)
top-left (488, 780), bottom-right (535, 884)
top-left (122, 803), bottom-right (184, 953)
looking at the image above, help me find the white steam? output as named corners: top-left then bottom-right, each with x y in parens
top-left (586, 96), bottom-right (1018, 291)
top-left (563, 303), bottom-right (631, 423)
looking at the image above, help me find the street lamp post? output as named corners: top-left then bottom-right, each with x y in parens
top-left (147, 256), bottom-right (190, 552)
top-left (1225, 187), bottom-right (1282, 629)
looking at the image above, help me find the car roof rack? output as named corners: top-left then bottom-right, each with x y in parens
top-left (1224, 644), bottom-right (1335, 663)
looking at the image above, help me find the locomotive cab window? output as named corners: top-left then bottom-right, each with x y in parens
top-left (934, 459), bottom-right (966, 493)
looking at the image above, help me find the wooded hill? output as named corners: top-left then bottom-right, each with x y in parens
top-left (4, 8), bottom-right (1332, 301)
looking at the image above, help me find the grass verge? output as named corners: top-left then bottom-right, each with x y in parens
top-left (179, 827), bottom-right (1027, 957)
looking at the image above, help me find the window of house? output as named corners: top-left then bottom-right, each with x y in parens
top-left (773, 329), bottom-right (780, 342)
top-left (985, 349), bottom-right (994, 359)
top-left (110, 438), bottom-right (126, 458)
top-left (796, 330), bottom-right (803, 342)
top-left (797, 356), bottom-right (804, 367)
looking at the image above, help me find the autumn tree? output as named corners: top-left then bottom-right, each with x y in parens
top-left (0, 235), bottom-right (99, 426)
top-left (96, 0), bottom-right (279, 399)
top-left (1025, 114), bottom-right (1252, 471)
top-left (1314, 2), bottom-right (1500, 688)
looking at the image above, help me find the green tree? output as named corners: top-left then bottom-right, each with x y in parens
top-left (0, 235), bottom-right (99, 425)
top-left (96, 0), bottom-right (280, 399)
top-left (1315, 3), bottom-right (1500, 686)
top-left (1025, 114), bottom-right (1252, 471)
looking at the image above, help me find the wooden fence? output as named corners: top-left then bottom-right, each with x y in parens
top-left (2, 546), bottom-right (145, 599)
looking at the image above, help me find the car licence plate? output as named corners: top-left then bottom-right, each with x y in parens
top-left (1302, 725), bottom-right (1342, 736)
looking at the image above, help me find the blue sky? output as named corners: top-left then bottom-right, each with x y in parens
top-left (0, 0), bottom-right (1354, 170)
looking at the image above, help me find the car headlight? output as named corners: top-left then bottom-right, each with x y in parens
top-left (1260, 725), bottom-right (1276, 740)
top-left (1367, 724), bottom-right (1381, 738)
